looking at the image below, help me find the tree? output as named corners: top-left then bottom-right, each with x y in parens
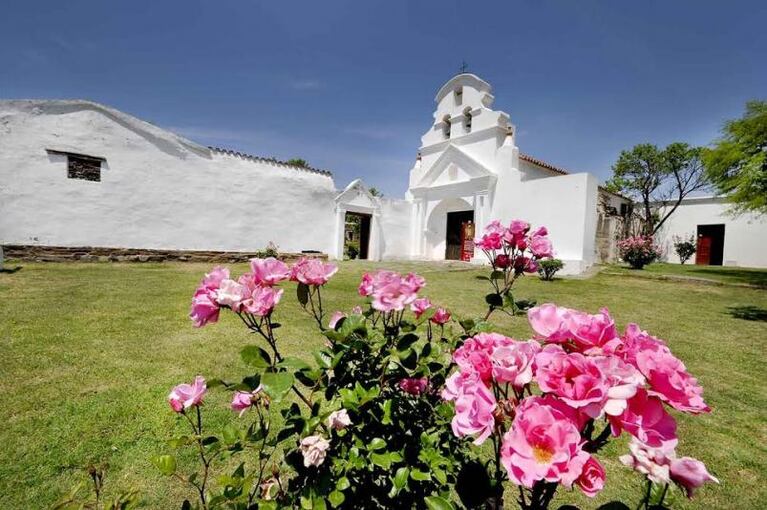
top-left (368, 187), bottom-right (383, 198)
top-left (703, 100), bottom-right (767, 214)
top-left (286, 158), bottom-right (308, 167)
top-left (606, 143), bottom-right (708, 235)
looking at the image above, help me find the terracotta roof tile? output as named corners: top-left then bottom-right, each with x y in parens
top-left (209, 146), bottom-right (333, 177)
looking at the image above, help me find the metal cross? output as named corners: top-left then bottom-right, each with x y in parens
top-left (459, 60), bottom-right (468, 73)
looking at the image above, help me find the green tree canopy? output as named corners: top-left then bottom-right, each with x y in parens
top-left (606, 142), bottom-right (708, 235)
top-left (286, 158), bottom-right (308, 167)
top-left (703, 100), bottom-right (767, 214)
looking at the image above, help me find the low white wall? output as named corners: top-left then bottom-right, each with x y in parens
top-left (0, 101), bottom-right (337, 255)
top-left (378, 199), bottom-right (413, 260)
top-left (655, 198), bottom-right (767, 268)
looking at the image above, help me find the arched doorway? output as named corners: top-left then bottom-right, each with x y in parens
top-left (425, 197), bottom-right (474, 260)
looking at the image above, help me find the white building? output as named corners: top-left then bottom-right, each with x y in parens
top-left (3, 73), bottom-right (761, 271)
top-left (654, 196), bottom-right (767, 268)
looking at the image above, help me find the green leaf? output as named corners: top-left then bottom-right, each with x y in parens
top-left (222, 423), bottom-right (239, 445)
top-left (424, 496), bottom-right (455, 510)
top-left (297, 283), bottom-right (310, 307)
top-left (152, 454), bottom-right (176, 476)
top-left (393, 467), bottom-right (410, 489)
top-left (240, 345), bottom-right (271, 368)
top-left (336, 477), bottom-right (351, 491)
top-left (380, 399), bottom-right (393, 425)
top-left (396, 333), bottom-right (419, 351)
top-left (328, 490), bottom-right (345, 508)
top-left (368, 437), bottom-right (387, 451)
top-left (278, 356), bottom-right (310, 371)
top-left (261, 371), bottom-right (295, 403)
top-left (485, 293), bottom-right (503, 307)
top-left (371, 452), bottom-right (392, 469)
top-left (489, 270), bottom-right (506, 280)
top-left (410, 469), bottom-right (432, 482)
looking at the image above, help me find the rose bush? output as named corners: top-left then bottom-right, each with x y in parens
top-left (618, 235), bottom-right (661, 269)
top-left (152, 221), bottom-right (716, 510)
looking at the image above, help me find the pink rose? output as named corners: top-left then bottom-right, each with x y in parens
top-left (501, 398), bottom-right (589, 488)
top-left (361, 270), bottom-right (423, 312)
top-left (328, 311), bottom-right (346, 329)
top-left (517, 395), bottom-right (590, 431)
top-left (242, 285), bottom-right (283, 316)
top-left (410, 298), bottom-right (432, 319)
top-left (619, 437), bottom-right (676, 484)
top-left (529, 235), bottom-right (553, 258)
top-left (450, 377), bottom-right (497, 445)
top-left (452, 334), bottom-right (497, 382)
top-left (215, 278), bottom-right (246, 311)
top-left (491, 339), bottom-right (541, 387)
top-left (494, 254), bottom-right (511, 268)
top-left (442, 370), bottom-right (481, 402)
top-left (326, 409), bottom-right (352, 430)
top-left (189, 266), bottom-right (230, 327)
top-left (358, 273), bottom-right (374, 296)
top-left (399, 377), bottom-right (428, 396)
top-left (190, 289), bottom-right (220, 328)
top-left (514, 256), bottom-right (538, 273)
top-left (565, 308), bottom-right (619, 353)
top-left (626, 326), bottom-right (709, 414)
top-left (609, 388), bottom-right (677, 447)
top-left (201, 266), bottom-right (230, 290)
top-left (528, 304), bottom-right (571, 341)
top-left (475, 232), bottom-right (503, 251)
top-left (576, 456), bottom-right (606, 498)
top-left (351, 305), bottom-right (363, 314)
top-left (168, 376), bottom-right (207, 412)
top-left (290, 257), bottom-right (338, 286)
top-left (231, 386), bottom-right (262, 417)
top-left (509, 219), bottom-right (531, 235)
top-left (534, 345), bottom-right (609, 409)
top-left (589, 355), bottom-right (645, 417)
top-left (250, 257), bottom-right (290, 286)
top-left (484, 220), bottom-right (506, 235)
top-left (531, 226), bottom-right (548, 237)
top-left (299, 435), bottom-right (330, 467)
top-left (670, 456), bottom-right (719, 497)
top-left (430, 307), bottom-right (451, 325)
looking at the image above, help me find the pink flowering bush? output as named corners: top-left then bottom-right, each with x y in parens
top-left (618, 235), bottom-right (661, 269)
top-left (157, 256), bottom-right (467, 509)
top-left (153, 220), bottom-right (716, 510)
top-left (438, 229), bottom-right (717, 509)
top-left (474, 220), bottom-right (554, 318)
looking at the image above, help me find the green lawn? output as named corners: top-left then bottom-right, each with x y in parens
top-left (604, 262), bottom-right (767, 288)
top-left (1, 261), bottom-right (766, 509)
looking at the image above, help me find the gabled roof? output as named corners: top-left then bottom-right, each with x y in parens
top-left (209, 147), bottom-right (333, 177)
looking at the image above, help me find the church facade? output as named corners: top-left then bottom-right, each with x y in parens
top-left (0, 74), bottom-right (648, 274)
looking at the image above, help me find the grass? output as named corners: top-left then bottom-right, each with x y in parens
top-left (1, 260), bottom-right (766, 509)
top-left (604, 262), bottom-right (767, 287)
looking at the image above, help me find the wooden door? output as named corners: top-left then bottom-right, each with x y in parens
top-left (695, 234), bottom-right (711, 265)
top-left (445, 211), bottom-right (474, 260)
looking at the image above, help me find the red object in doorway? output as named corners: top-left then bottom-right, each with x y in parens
top-left (696, 235), bottom-right (711, 265)
top-left (460, 222), bottom-right (475, 262)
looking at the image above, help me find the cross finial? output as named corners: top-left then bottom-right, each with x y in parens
top-left (459, 60), bottom-right (468, 74)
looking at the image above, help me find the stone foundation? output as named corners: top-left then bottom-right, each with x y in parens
top-left (1, 245), bottom-right (326, 263)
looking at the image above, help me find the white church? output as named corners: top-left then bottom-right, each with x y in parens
top-left (2, 73), bottom-right (766, 271)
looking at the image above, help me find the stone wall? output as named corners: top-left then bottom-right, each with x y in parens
top-left (2, 244), bottom-right (326, 263)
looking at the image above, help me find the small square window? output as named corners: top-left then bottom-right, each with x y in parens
top-left (67, 155), bottom-right (101, 181)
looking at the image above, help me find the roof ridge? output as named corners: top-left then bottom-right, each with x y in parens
top-left (208, 146), bottom-right (333, 177)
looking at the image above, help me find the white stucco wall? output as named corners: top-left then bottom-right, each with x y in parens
top-left (0, 100), bottom-right (337, 254)
top-left (378, 198), bottom-right (413, 259)
top-left (654, 197), bottom-right (767, 268)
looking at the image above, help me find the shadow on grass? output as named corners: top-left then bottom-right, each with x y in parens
top-left (689, 267), bottom-right (767, 287)
top-left (0, 265), bottom-right (23, 274)
top-left (727, 305), bottom-right (767, 322)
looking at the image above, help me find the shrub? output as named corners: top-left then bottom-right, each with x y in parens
top-left (346, 244), bottom-right (359, 259)
top-left (673, 234), bottom-right (697, 264)
top-left (618, 235), bottom-right (660, 269)
top-left (254, 241), bottom-right (279, 259)
top-left (537, 258), bottom-right (564, 281)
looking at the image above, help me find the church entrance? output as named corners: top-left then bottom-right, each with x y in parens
top-left (445, 210), bottom-right (474, 261)
top-left (344, 212), bottom-right (372, 260)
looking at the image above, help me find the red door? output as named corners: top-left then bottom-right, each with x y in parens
top-left (696, 234), bottom-right (711, 265)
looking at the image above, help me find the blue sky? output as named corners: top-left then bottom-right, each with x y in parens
top-left (2, 1), bottom-right (765, 196)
